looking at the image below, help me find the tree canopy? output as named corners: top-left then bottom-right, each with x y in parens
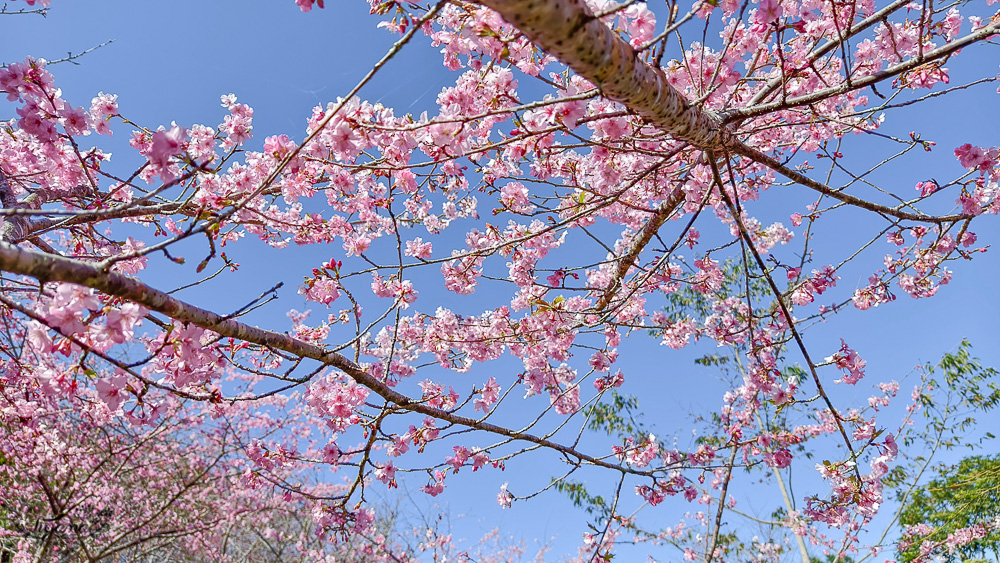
top-left (1, 0), bottom-right (999, 561)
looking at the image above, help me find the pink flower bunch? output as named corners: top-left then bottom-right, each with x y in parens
top-left (827, 339), bottom-right (867, 385)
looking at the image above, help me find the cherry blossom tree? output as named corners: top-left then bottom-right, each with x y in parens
top-left (0, 367), bottom-right (531, 561)
top-left (1, 402), bottom-right (294, 562)
top-left (1, 0), bottom-right (999, 561)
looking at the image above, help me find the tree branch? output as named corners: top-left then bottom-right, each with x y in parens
top-left (474, 0), bottom-right (738, 149)
top-left (0, 240), bottom-right (659, 475)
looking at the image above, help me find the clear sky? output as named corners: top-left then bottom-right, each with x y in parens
top-left (5, 1), bottom-right (1000, 560)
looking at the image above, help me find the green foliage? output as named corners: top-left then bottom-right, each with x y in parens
top-left (809, 555), bottom-right (856, 563)
top-left (909, 339), bottom-right (1000, 452)
top-left (660, 257), bottom-right (773, 323)
top-left (936, 341), bottom-right (1000, 412)
top-left (892, 340), bottom-right (1000, 563)
top-left (550, 480), bottom-right (610, 520)
top-left (896, 455), bottom-right (1000, 563)
top-left (584, 391), bottom-right (645, 440)
top-left (584, 282), bottom-right (1000, 563)
top-left (694, 353), bottom-right (730, 367)
top-left (781, 364), bottom-right (808, 387)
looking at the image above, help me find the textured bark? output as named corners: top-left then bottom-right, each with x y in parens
top-left (474, 0), bottom-right (985, 224)
top-left (592, 188), bottom-right (685, 314)
top-left (0, 169), bottom-right (80, 251)
top-left (476, 0), bottom-right (736, 149)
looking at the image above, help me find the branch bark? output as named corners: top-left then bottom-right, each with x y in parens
top-left (473, 0), bottom-right (980, 224)
top-left (475, 0), bottom-right (738, 150)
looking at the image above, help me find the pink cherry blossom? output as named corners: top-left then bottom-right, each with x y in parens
top-left (828, 339), bottom-right (867, 384)
top-left (95, 376), bottom-right (128, 412)
top-left (755, 0), bottom-right (784, 24)
top-left (474, 376), bottom-right (501, 412)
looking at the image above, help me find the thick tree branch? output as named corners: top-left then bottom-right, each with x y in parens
top-left (0, 170), bottom-right (58, 253)
top-left (0, 169), bottom-right (31, 243)
top-left (591, 187), bottom-right (685, 313)
top-left (472, 0), bottom-right (982, 225)
top-left (474, 0), bottom-right (738, 149)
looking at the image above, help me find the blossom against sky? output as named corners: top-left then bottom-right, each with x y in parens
top-left (4, 1), bottom-right (1000, 559)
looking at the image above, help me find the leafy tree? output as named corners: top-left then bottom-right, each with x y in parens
top-left (897, 456), bottom-right (1000, 563)
top-left (1, 0), bottom-right (999, 561)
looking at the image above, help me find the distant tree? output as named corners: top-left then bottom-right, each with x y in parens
top-left (0, 398), bottom-right (534, 562)
top-left (896, 455), bottom-right (1000, 563)
top-left (0, 397), bottom-right (354, 562)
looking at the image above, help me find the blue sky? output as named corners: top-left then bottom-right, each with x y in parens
top-left (5, 1), bottom-right (1000, 560)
